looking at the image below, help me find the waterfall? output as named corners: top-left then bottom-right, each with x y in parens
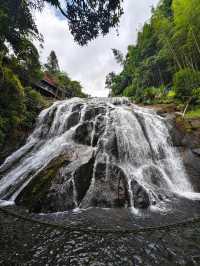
top-left (0, 97), bottom-right (199, 212)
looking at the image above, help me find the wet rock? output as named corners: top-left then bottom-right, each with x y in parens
top-left (71, 103), bottom-right (83, 112)
top-left (72, 122), bottom-right (93, 145)
top-left (190, 119), bottom-right (200, 129)
top-left (81, 163), bottom-right (130, 208)
top-left (15, 152), bottom-right (74, 212)
top-left (105, 132), bottom-right (119, 159)
top-left (142, 165), bottom-right (169, 189)
top-left (192, 148), bottom-right (200, 156)
top-left (83, 107), bottom-right (96, 121)
top-left (74, 155), bottom-right (95, 205)
top-left (180, 148), bottom-right (200, 192)
top-left (131, 179), bottom-right (150, 209)
top-left (83, 106), bottom-right (106, 122)
top-left (92, 115), bottom-right (106, 146)
top-left (65, 111), bottom-right (80, 130)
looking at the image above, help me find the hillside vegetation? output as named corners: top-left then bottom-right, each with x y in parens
top-left (107, 0), bottom-right (200, 117)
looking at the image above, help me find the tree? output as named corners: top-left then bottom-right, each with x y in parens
top-left (25, 0), bottom-right (124, 45)
top-left (45, 51), bottom-right (60, 74)
top-left (0, 0), bottom-right (40, 55)
top-left (0, 64), bottom-right (25, 146)
top-left (105, 72), bottom-right (116, 90)
top-left (0, 0), bottom-right (42, 85)
top-left (112, 49), bottom-right (124, 65)
top-left (173, 68), bottom-right (200, 99)
top-left (1, 0), bottom-right (124, 49)
top-left (46, 0), bottom-right (123, 45)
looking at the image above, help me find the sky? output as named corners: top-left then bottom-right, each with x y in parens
top-left (35, 0), bottom-right (159, 97)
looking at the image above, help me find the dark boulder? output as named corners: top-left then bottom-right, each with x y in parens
top-left (71, 103), bottom-right (83, 112)
top-left (81, 163), bottom-right (130, 208)
top-left (72, 122), bottom-right (93, 145)
top-left (65, 111), bottom-right (80, 130)
top-left (15, 152), bottom-right (75, 213)
top-left (74, 155), bottom-right (95, 205)
top-left (131, 179), bottom-right (150, 209)
top-left (91, 115), bottom-right (106, 146)
top-left (180, 147), bottom-right (200, 192)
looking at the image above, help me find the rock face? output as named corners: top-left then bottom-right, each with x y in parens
top-left (168, 115), bottom-right (200, 192)
top-left (80, 163), bottom-right (130, 208)
top-left (0, 98), bottom-right (199, 213)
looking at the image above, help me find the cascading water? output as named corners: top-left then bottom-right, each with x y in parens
top-left (0, 97), bottom-right (199, 212)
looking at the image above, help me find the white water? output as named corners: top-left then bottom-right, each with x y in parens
top-left (0, 97), bottom-right (199, 210)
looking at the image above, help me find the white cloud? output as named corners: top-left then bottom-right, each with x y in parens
top-left (35, 0), bottom-right (159, 97)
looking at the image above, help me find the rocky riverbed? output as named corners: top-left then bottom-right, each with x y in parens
top-left (0, 206), bottom-right (200, 266)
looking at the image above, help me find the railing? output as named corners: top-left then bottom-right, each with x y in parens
top-left (36, 81), bottom-right (67, 100)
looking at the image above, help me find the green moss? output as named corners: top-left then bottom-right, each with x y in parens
top-left (15, 154), bottom-right (71, 211)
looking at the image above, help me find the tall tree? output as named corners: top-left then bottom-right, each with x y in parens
top-left (45, 50), bottom-right (60, 74)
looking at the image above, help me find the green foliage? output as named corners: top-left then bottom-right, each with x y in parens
top-left (137, 87), bottom-right (160, 104)
top-left (173, 68), bottom-right (200, 99)
top-left (112, 49), bottom-right (124, 65)
top-left (28, 0), bottom-right (123, 45)
top-left (0, 0), bottom-right (40, 54)
top-left (53, 0), bottom-right (123, 45)
top-left (191, 87), bottom-right (200, 105)
top-left (105, 72), bottom-right (116, 92)
top-left (22, 88), bottom-right (48, 129)
top-left (0, 65), bottom-right (25, 145)
top-left (0, 63), bottom-right (47, 149)
top-left (45, 69), bottom-right (86, 98)
top-left (123, 84), bottom-right (137, 97)
top-left (108, 0), bottom-right (200, 106)
top-left (166, 90), bottom-right (176, 102)
top-left (185, 107), bottom-right (200, 119)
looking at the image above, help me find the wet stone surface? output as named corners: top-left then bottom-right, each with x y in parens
top-left (0, 208), bottom-right (200, 266)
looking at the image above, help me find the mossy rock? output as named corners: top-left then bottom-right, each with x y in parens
top-left (15, 152), bottom-right (72, 212)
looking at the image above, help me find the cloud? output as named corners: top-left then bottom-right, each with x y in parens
top-left (35, 0), bottom-right (159, 97)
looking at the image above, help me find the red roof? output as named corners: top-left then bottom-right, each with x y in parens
top-left (43, 73), bottom-right (57, 87)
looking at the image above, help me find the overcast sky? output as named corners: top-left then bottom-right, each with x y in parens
top-left (35, 0), bottom-right (159, 97)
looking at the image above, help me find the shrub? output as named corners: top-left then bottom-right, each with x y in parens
top-left (173, 68), bottom-right (200, 100)
top-left (22, 87), bottom-right (48, 129)
top-left (123, 84), bottom-right (137, 97)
